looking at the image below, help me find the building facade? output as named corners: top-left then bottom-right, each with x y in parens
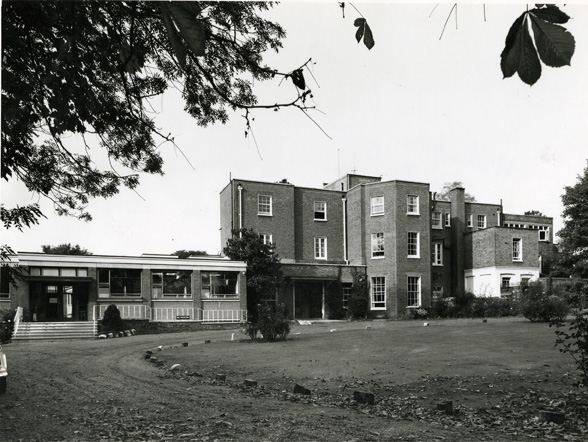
top-left (1, 253), bottom-right (247, 323)
top-left (220, 175), bottom-right (554, 320)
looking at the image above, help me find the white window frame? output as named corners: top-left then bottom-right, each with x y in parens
top-left (433, 242), bottom-right (443, 266)
top-left (445, 212), bottom-right (451, 227)
top-left (258, 194), bottom-right (272, 216)
top-left (371, 196), bottom-right (384, 216)
top-left (432, 211), bottom-right (442, 229)
top-left (467, 214), bottom-right (473, 227)
top-left (259, 233), bottom-right (273, 245)
top-left (407, 276), bottom-right (421, 307)
top-left (477, 214), bottom-right (487, 229)
top-left (407, 232), bottom-right (420, 258)
top-left (407, 195), bottom-right (419, 215)
top-left (371, 232), bottom-right (385, 258)
top-left (342, 284), bottom-right (352, 309)
top-left (371, 276), bottom-right (386, 310)
top-left (538, 227), bottom-right (549, 242)
top-left (512, 238), bottom-right (522, 262)
top-left (314, 201), bottom-right (327, 221)
top-left (314, 237), bottom-right (327, 260)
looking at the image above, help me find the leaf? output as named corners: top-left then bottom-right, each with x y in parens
top-left (517, 15), bottom-right (542, 85)
top-left (530, 15), bottom-right (575, 67)
top-left (354, 17), bottom-right (375, 50)
top-left (530, 5), bottom-right (570, 24)
top-left (167, 2), bottom-right (205, 57)
top-left (290, 69), bottom-right (305, 90)
top-left (160, 3), bottom-right (187, 69)
top-left (500, 13), bottom-right (526, 79)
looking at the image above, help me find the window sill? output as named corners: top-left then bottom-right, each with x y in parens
top-left (371, 256), bottom-right (385, 260)
top-left (314, 218), bottom-right (327, 222)
top-left (407, 212), bottom-right (420, 216)
top-left (432, 226), bottom-right (443, 230)
top-left (432, 263), bottom-right (443, 267)
top-left (370, 213), bottom-right (384, 217)
top-left (258, 213), bottom-right (272, 217)
top-left (407, 256), bottom-right (420, 259)
top-left (371, 306), bottom-right (386, 310)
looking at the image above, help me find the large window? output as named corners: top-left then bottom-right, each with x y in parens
top-left (407, 276), bottom-right (421, 307)
top-left (0, 266), bottom-right (10, 298)
top-left (314, 201), bottom-right (327, 220)
top-left (98, 269), bottom-right (142, 297)
top-left (467, 214), bottom-right (473, 227)
top-left (258, 195), bottom-right (272, 216)
top-left (30, 267), bottom-right (88, 277)
top-left (314, 237), bottom-right (327, 260)
top-left (201, 272), bottom-right (239, 298)
top-left (477, 214), bottom-right (487, 229)
top-left (371, 276), bottom-right (386, 310)
top-left (538, 226), bottom-right (549, 242)
top-left (371, 196), bottom-right (384, 216)
top-left (371, 233), bottom-right (385, 258)
top-left (152, 270), bottom-right (192, 298)
top-left (432, 212), bottom-right (442, 229)
top-left (433, 243), bottom-right (443, 266)
top-left (512, 238), bottom-right (522, 262)
top-left (407, 195), bottom-right (419, 215)
top-left (407, 232), bottom-right (420, 258)
top-left (445, 212), bottom-right (451, 227)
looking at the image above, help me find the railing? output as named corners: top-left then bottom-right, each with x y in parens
top-left (202, 309), bottom-right (247, 323)
top-left (13, 306), bottom-right (23, 335)
top-left (93, 304), bottom-right (150, 320)
top-left (152, 307), bottom-right (200, 321)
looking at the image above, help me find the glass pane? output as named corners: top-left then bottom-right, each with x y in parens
top-left (42, 268), bottom-right (59, 277)
top-left (61, 268), bottom-right (76, 277)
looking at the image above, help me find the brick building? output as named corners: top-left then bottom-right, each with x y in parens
top-left (220, 175), bottom-right (553, 320)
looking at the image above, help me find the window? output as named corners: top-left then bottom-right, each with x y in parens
top-left (258, 195), bottom-right (272, 216)
top-left (432, 212), bottom-right (442, 229)
top-left (407, 232), bottom-right (420, 258)
top-left (371, 196), bottom-right (384, 216)
top-left (467, 214), bottom-right (473, 227)
top-left (314, 201), bottom-right (327, 220)
top-left (445, 212), bottom-right (451, 227)
top-left (477, 215), bottom-right (487, 229)
top-left (342, 284), bottom-right (352, 308)
top-left (314, 237), bottom-right (327, 260)
top-left (538, 227), bottom-right (549, 242)
top-left (501, 277), bottom-right (511, 288)
top-left (371, 233), bottom-right (385, 258)
top-left (432, 286), bottom-right (443, 299)
top-left (153, 270), bottom-right (192, 298)
top-left (407, 195), bottom-right (419, 215)
top-left (407, 276), bottom-right (421, 307)
top-left (371, 276), bottom-right (386, 309)
top-left (98, 269), bottom-right (142, 297)
top-left (433, 243), bottom-right (443, 266)
top-left (201, 272), bottom-right (239, 298)
top-left (259, 233), bottom-right (273, 245)
top-left (0, 266), bottom-right (10, 298)
top-left (512, 238), bottom-right (522, 261)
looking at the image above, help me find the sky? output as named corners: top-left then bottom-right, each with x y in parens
top-left (2, 2), bottom-right (588, 256)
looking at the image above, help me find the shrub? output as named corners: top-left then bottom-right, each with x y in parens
top-left (405, 308), bottom-right (428, 320)
top-left (521, 281), bottom-right (569, 322)
top-left (325, 281), bottom-right (346, 320)
top-left (0, 308), bottom-right (16, 343)
top-left (348, 275), bottom-right (369, 320)
top-left (248, 303), bottom-right (290, 342)
top-left (101, 304), bottom-right (125, 332)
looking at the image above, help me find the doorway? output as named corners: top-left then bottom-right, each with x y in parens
top-left (31, 283), bottom-right (89, 321)
top-left (294, 281), bottom-right (324, 319)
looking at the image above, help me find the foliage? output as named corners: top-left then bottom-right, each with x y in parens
top-left (1, 1), bottom-right (311, 227)
top-left (347, 274), bottom-right (369, 320)
top-left (557, 160), bottom-right (588, 278)
top-left (244, 303), bottom-right (290, 342)
top-left (0, 309), bottom-right (17, 343)
top-left (501, 5), bottom-right (575, 86)
top-left (405, 308), bottom-right (428, 320)
top-left (434, 293), bottom-right (520, 319)
top-left (101, 304), bottom-right (125, 332)
top-left (42, 243), bottom-right (93, 255)
top-left (172, 250), bottom-right (209, 259)
top-left (524, 210), bottom-right (545, 216)
top-left (551, 282), bottom-right (588, 385)
top-left (325, 281), bottom-right (346, 320)
top-left (521, 281), bottom-right (569, 322)
top-left (435, 181), bottom-right (476, 202)
top-left (223, 228), bottom-right (283, 320)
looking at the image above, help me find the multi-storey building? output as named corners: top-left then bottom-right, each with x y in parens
top-left (220, 174), bottom-right (554, 320)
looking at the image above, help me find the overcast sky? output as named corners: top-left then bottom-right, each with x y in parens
top-left (3, 2), bottom-right (588, 256)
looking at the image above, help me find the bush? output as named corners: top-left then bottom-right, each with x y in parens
top-left (100, 304), bottom-right (125, 332)
top-left (245, 303), bottom-right (290, 342)
top-left (434, 294), bottom-right (520, 319)
top-left (521, 281), bottom-right (569, 322)
top-left (348, 275), bottom-right (369, 320)
top-left (0, 308), bottom-right (16, 343)
top-left (405, 308), bottom-right (428, 320)
top-left (325, 281), bottom-right (346, 320)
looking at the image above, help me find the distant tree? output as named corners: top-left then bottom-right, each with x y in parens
top-left (557, 161), bottom-right (588, 278)
top-left (172, 250), bottom-right (208, 259)
top-left (435, 181), bottom-right (476, 203)
top-left (223, 228), bottom-right (283, 318)
top-left (525, 210), bottom-right (545, 216)
top-left (42, 243), bottom-right (92, 255)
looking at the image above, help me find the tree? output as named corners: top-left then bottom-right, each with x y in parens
top-left (557, 161), bottom-right (588, 278)
top-left (1, 1), bottom-right (311, 229)
top-left (223, 228), bottom-right (283, 318)
top-left (172, 250), bottom-right (208, 259)
top-left (435, 181), bottom-right (476, 203)
top-left (42, 243), bottom-right (93, 255)
top-left (524, 210), bottom-right (545, 216)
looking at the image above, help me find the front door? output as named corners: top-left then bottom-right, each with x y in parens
top-left (33, 283), bottom-right (88, 321)
top-left (295, 282), bottom-right (324, 319)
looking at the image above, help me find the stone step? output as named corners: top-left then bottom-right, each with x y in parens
top-left (13, 322), bottom-right (96, 340)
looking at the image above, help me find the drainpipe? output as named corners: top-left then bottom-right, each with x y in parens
top-left (342, 196), bottom-right (348, 264)
top-left (237, 184), bottom-right (243, 237)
